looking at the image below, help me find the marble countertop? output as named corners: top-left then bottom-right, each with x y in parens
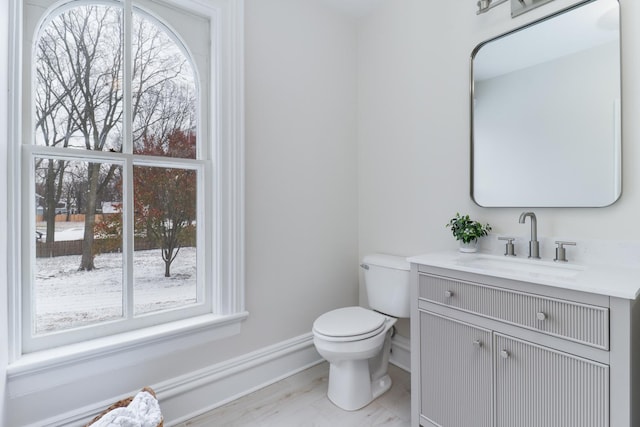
top-left (408, 251), bottom-right (640, 300)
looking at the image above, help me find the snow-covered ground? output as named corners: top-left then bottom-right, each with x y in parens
top-left (54, 226), bottom-right (85, 241)
top-left (34, 247), bottom-right (197, 333)
top-left (36, 221), bottom-right (87, 241)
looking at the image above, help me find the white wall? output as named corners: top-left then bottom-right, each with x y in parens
top-left (170, 0), bottom-right (361, 363)
top-left (2, 0), bottom-right (359, 424)
top-left (357, 0), bottom-right (640, 335)
top-left (358, 0), bottom-right (640, 261)
top-left (243, 0), bottom-right (359, 349)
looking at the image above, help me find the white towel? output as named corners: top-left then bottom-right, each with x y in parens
top-left (92, 390), bottom-right (162, 427)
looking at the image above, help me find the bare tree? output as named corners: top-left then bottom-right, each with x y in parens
top-left (36, 4), bottom-right (196, 271)
top-left (131, 15), bottom-right (195, 152)
top-left (34, 29), bottom-right (79, 242)
top-left (37, 5), bottom-right (123, 269)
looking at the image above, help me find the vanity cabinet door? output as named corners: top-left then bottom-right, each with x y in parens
top-left (420, 311), bottom-right (492, 427)
top-left (494, 333), bottom-right (609, 427)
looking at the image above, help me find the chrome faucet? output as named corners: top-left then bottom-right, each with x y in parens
top-left (518, 211), bottom-right (540, 259)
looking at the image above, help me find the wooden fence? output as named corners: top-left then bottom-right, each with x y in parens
top-left (36, 237), bottom-right (195, 258)
top-left (36, 214), bottom-right (105, 223)
top-left (36, 240), bottom-right (85, 258)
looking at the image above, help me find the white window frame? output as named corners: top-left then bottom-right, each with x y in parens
top-left (6, 0), bottom-right (245, 374)
top-left (24, 0), bottom-right (214, 352)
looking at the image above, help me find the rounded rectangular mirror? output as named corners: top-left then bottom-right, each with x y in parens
top-left (471, 0), bottom-right (621, 207)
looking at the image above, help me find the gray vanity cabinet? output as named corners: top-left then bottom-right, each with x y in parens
top-left (494, 334), bottom-right (608, 427)
top-left (410, 261), bottom-right (639, 427)
top-left (419, 312), bottom-right (608, 427)
top-left (420, 311), bottom-right (492, 427)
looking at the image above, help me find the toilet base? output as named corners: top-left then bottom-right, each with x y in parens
top-left (327, 359), bottom-right (393, 411)
top-left (371, 373), bottom-right (392, 400)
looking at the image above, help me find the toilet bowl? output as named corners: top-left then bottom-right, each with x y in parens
top-left (312, 254), bottom-right (410, 411)
top-left (313, 306), bottom-right (397, 410)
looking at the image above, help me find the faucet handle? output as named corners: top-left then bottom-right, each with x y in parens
top-left (498, 237), bottom-right (516, 256)
top-left (554, 241), bottom-right (576, 262)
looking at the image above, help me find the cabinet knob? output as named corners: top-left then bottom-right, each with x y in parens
top-left (473, 339), bottom-right (483, 348)
top-left (444, 290), bottom-right (454, 298)
top-left (536, 312), bottom-right (547, 321)
top-left (500, 350), bottom-right (510, 359)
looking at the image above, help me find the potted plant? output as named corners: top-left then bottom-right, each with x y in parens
top-left (446, 213), bottom-right (492, 253)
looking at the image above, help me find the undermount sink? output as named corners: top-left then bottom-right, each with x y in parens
top-left (455, 253), bottom-right (584, 279)
top-left (408, 250), bottom-right (640, 300)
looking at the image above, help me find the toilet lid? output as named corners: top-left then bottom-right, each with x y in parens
top-left (313, 307), bottom-right (386, 339)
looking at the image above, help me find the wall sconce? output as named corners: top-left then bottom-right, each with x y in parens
top-left (477, 0), bottom-right (509, 15)
top-left (511, 0), bottom-right (556, 17)
top-left (477, 0), bottom-right (555, 17)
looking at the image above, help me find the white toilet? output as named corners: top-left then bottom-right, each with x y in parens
top-left (312, 254), bottom-right (410, 411)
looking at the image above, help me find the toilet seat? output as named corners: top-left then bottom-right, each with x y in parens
top-left (313, 307), bottom-right (387, 342)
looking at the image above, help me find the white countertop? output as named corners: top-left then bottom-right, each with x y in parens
top-left (408, 251), bottom-right (640, 300)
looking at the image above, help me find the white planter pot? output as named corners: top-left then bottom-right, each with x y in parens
top-left (459, 240), bottom-right (478, 253)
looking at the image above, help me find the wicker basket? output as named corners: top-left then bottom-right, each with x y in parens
top-left (85, 387), bottom-right (163, 427)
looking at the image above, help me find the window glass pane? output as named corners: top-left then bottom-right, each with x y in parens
top-left (34, 5), bottom-right (124, 152)
top-left (133, 165), bottom-right (197, 315)
top-left (34, 158), bottom-right (124, 334)
top-left (132, 13), bottom-right (197, 159)
top-left (25, 0), bottom-right (215, 352)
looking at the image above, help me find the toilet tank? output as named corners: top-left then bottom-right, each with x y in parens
top-left (362, 254), bottom-right (410, 318)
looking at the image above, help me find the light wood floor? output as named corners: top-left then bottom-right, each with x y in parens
top-left (180, 362), bottom-right (411, 426)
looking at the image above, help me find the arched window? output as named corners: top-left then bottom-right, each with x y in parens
top-left (12, 0), bottom-right (244, 355)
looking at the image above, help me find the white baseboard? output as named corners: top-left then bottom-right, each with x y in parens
top-left (390, 333), bottom-right (411, 372)
top-left (29, 332), bottom-right (321, 427)
top-left (158, 332), bottom-right (322, 425)
top-left (31, 332), bottom-right (409, 426)
top-left (159, 332), bottom-right (411, 425)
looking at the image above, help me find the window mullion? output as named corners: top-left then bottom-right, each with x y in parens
top-left (123, 0), bottom-right (132, 156)
top-left (123, 0), bottom-right (134, 318)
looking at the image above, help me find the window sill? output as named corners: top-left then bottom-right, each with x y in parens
top-left (7, 311), bottom-right (249, 398)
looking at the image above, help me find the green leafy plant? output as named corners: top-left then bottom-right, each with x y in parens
top-left (446, 213), bottom-right (492, 244)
